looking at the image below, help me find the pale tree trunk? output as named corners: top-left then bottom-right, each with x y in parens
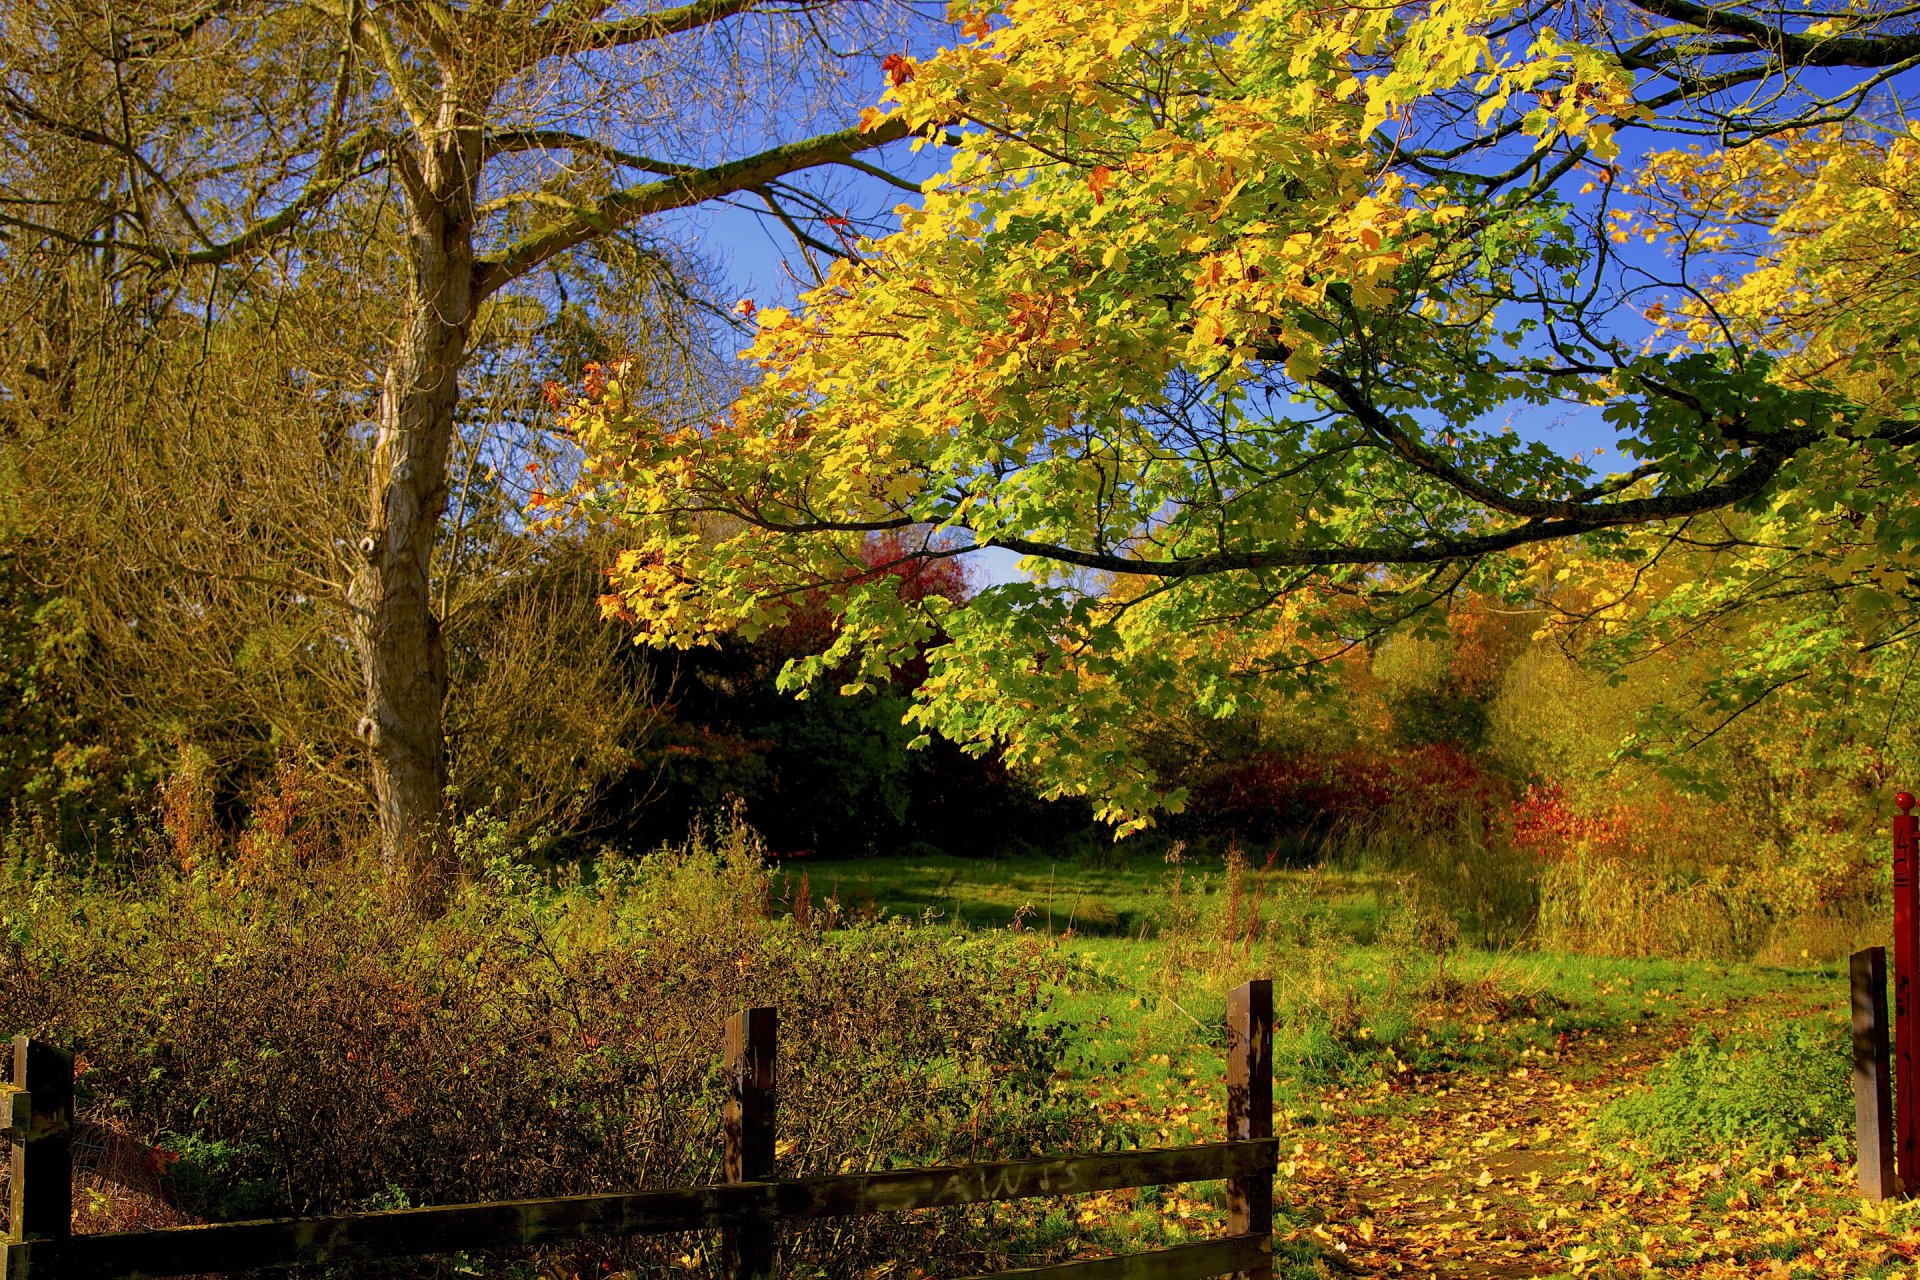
top-left (349, 125), bottom-right (481, 881)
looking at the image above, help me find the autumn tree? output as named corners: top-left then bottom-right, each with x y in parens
top-left (575, 0), bottom-right (1920, 828)
top-left (0, 171), bottom-right (704, 846)
top-left (1565, 125), bottom-right (1920, 763)
top-left (0, 0), bottom-right (938, 870)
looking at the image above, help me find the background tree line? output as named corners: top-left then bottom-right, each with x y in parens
top-left (6, 0), bottom-right (1919, 914)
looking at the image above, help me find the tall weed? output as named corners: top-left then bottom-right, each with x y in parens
top-left (1538, 853), bottom-right (1772, 959)
top-left (1327, 802), bottom-right (1540, 949)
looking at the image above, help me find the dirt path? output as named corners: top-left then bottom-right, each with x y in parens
top-left (1278, 986), bottom-right (1834, 1277)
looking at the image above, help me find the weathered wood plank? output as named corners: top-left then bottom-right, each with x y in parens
top-left (9, 1039), bottom-right (71, 1244)
top-left (6, 1141), bottom-right (1278, 1280)
top-left (1225, 981), bottom-right (1273, 1280)
top-left (964, 1235), bottom-right (1271, 1280)
top-left (1, 1091), bottom-right (27, 1143)
top-left (1855, 947), bottom-right (1898, 1202)
top-left (723, 1007), bottom-right (777, 1280)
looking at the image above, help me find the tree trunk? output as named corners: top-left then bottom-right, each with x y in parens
top-left (349, 129), bottom-right (480, 881)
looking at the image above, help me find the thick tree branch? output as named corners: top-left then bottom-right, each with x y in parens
top-left (978, 433), bottom-right (1805, 576)
top-left (1626, 0), bottom-right (1920, 67)
top-left (697, 428), bottom-right (1812, 579)
top-left (483, 128), bottom-right (698, 174)
top-left (472, 116), bottom-right (912, 295)
top-left (180, 138), bottom-right (395, 265)
top-left (1305, 365), bottom-right (1709, 521)
top-left (526, 0), bottom-right (820, 63)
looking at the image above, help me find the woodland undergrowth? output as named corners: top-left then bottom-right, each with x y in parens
top-left (0, 812), bottom-right (1113, 1278)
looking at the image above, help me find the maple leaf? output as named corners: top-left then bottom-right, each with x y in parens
top-left (881, 53), bottom-right (915, 87)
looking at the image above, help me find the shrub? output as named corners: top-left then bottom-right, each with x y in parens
top-left (1598, 1019), bottom-right (1852, 1163)
top-left (1184, 743), bottom-right (1511, 854)
top-left (0, 822), bottom-right (1106, 1276)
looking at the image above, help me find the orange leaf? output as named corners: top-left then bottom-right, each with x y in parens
top-left (1088, 165), bottom-right (1115, 205)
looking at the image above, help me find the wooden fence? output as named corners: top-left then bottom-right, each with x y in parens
top-left (2, 981), bottom-right (1278, 1280)
top-left (1854, 946), bottom-right (1898, 1201)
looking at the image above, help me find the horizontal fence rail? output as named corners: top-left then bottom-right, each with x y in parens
top-left (3, 1144), bottom-right (1279, 1280)
top-left (4, 979), bottom-right (1276, 1280)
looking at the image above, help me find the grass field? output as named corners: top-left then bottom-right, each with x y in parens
top-left (790, 849), bottom-right (1842, 1099)
top-left (5, 838), bottom-right (1886, 1277)
top-left (758, 848), bottom-right (1884, 1277)
top-left (775, 844), bottom-right (1388, 936)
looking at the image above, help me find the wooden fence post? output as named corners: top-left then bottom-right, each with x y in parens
top-left (1896, 792), bottom-right (1919, 1195)
top-left (1226, 979), bottom-right (1273, 1280)
top-left (722, 1007), bottom-right (776, 1280)
top-left (7, 1036), bottom-right (73, 1245)
top-left (1854, 947), bottom-right (1897, 1202)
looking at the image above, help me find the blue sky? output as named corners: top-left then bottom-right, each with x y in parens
top-left (661, 37), bottom-right (1698, 589)
top-left (670, 112), bottom-right (1041, 584)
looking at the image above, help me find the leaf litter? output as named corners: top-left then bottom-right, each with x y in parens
top-left (1070, 981), bottom-right (1920, 1278)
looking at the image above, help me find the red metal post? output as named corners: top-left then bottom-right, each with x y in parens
top-left (1895, 792), bottom-right (1919, 1194)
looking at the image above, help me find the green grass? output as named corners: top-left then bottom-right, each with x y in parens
top-left (1598, 1015), bottom-right (1855, 1162)
top-left (13, 833), bottom-right (1860, 1280)
top-left (778, 850), bottom-right (1848, 1280)
top-left (790, 850), bottom-right (1842, 1103)
top-left (777, 845), bottom-right (1390, 938)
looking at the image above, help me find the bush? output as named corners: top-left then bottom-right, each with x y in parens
top-left (0, 822), bottom-right (1106, 1276)
top-left (1598, 1019), bottom-right (1852, 1163)
top-left (1181, 742), bottom-right (1511, 857)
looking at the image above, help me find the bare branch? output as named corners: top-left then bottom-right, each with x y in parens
top-left (0, 102), bottom-right (394, 268)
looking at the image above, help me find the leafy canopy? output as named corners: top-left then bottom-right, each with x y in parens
top-left (569, 0), bottom-right (1920, 828)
